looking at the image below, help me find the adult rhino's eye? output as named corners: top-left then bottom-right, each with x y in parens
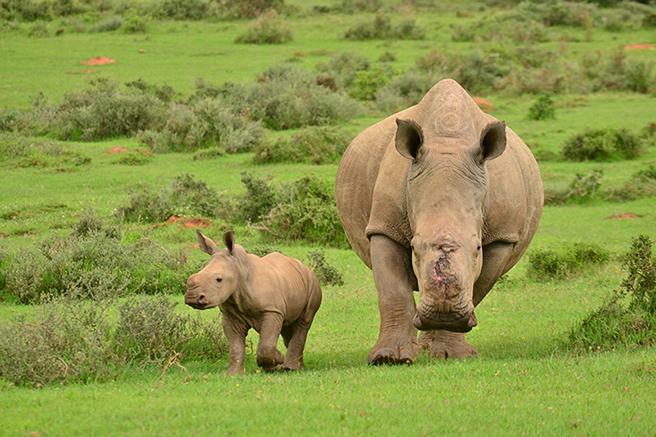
top-left (216, 277), bottom-right (223, 283)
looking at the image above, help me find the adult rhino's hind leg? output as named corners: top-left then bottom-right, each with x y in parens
top-left (368, 235), bottom-right (418, 365)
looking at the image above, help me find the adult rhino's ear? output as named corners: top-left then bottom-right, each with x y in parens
top-left (223, 230), bottom-right (236, 254)
top-left (480, 121), bottom-right (507, 162)
top-left (197, 230), bottom-right (220, 255)
top-left (395, 119), bottom-right (424, 160)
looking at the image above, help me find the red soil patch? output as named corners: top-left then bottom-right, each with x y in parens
top-left (80, 56), bottom-right (117, 66)
top-left (623, 44), bottom-right (656, 50)
top-left (166, 215), bottom-right (211, 229)
top-left (473, 97), bottom-right (494, 112)
top-left (107, 147), bottom-right (129, 154)
top-left (605, 213), bottom-right (641, 220)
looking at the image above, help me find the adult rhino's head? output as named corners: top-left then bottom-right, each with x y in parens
top-left (185, 230), bottom-right (242, 310)
top-left (395, 92), bottom-right (507, 333)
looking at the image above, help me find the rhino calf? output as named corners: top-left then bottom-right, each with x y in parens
top-left (185, 230), bottom-right (322, 374)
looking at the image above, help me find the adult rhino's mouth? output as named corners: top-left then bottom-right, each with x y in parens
top-left (413, 307), bottom-right (477, 333)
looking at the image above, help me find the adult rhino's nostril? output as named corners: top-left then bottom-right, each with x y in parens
top-left (198, 295), bottom-right (207, 305)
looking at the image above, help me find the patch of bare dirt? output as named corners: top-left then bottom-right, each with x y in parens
top-left (80, 56), bottom-right (117, 66)
top-left (107, 147), bottom-right (129, 154)
top-left (624, 44), bottom-right (656, 50)
top-left (605, 213), bottom-right (641, 220)
top-left (473, 97), bottom-right (494, 112)
top-left (166, 215), bottom-right (211, 229)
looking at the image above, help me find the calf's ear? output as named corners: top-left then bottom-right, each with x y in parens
top-left (197, 230), bottom-right (220, 255)
top-left (223, 230), bottom-right (236, 254)
top-left (479, 121), bottom-right (506, 162)
top-left (395, 119), bottom-right (424, 160)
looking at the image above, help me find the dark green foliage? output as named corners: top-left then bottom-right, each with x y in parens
top-left (0, 295), bottom-right (228, 387)
top-left (344, 14), bottom-right (425, 41)
top-left (567, 235), bottom-right (656, 352)
top-left (527, 94), bottom-right (555, 120)
top-left (306, 250), bottom-right (344, 286)
top-left (315, 51), bottom-right (371, 91)
top-left (561, 128), bottom-right (643, 162)
top-left (348, 66), bottom-right (394, 101)
top-left (238, 174), bottom-right (348, 247)
top-left (235, 10), bottom-right (293, 45)
top-left (374, 70), bottom-right (433, 113)
top-left (527, 242), bottom-right (611, 281)
top-left (116, 174), bottom-right (230, 223)
top-left (252, 126), bottom-right (352, 165)
top-left (153, 0), bottom-right (209, 20)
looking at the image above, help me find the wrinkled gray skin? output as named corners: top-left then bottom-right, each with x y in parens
top-left (185, 230), bottom-right (322, 374)
top-left (335, 79), bottom-right (543, 364)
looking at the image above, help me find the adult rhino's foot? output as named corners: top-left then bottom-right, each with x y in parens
top-left (427, 330), bottom-right (478, 359)
top-left (367, 338), bottom-right (417, 365)
top-left (257, 349), bottom-right (285, 371)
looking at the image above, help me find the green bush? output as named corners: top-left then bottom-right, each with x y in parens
top-left (306, 250), bottom-right (344, 286)
top-left (315, 51), bottom-right (371, 91)
top-left (561, 128), bottom-right (643, 162)
top-left (0, 132), bottom-right (91, 170)
top-left (153, 0), bottom-right (210, 20)
top-left (252, 126), bottom-right (352, 165)
top-left (237, 172), bottom-right (280, 223)
top-left (567, 235), bottom-right (656, 352)
top-left (527, 94), bottom-right (555, 120)
top-left (116, 173), bottom-right (231, 223)
top-left (0, 222), bottom-right (195, 304)
top-left (583, 50), bottom-right (655, 94)
top-left (344, 14), bottom-right (425, 40)
top-left (88, 15), bottom-right (123, 33)
top-left (348, 66), bottom-right (394, 101)
top-left (527, 242), bottom-right (611, 281)
top-left (0, 295), bottom-right (228, 387)
top-left (374, 70), bottom-right (433, 113)
top-left (235, 9), bottom-right (293, 45)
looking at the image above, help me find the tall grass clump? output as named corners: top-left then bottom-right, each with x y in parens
top-left (344, 14), bottom-right (425, 40)
top-left (252, 126), bottom-right (352, 165)
top-left (0, 295), bottom-right (228, 387)
top-left (568, 235), bottom-right (656, 351)
top-left (235, 10), bottom-right (293, 44)
top-left (561, 128), bottom-right (643, 162)
top-left (527, 242), bottom-right (611, 281)
top-left (115, 173), bottom-right (231, 223)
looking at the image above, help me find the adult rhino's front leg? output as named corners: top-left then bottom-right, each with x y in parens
top-left (368, 235), bottom-right (418, 365)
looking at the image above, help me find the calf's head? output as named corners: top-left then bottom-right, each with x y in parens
top-left (185, 230), bottom-right (242, 310)
top-left (395, 117), bottom-right (507, 332)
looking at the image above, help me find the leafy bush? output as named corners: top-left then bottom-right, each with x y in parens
top-left (0, 219), bottom-right (194, 304)
top-left (306, 250), bottom-right (344, 286)
top-left (88, 15), bottom-right (123, 33)
top-left (567, 235), bottom-right (656, 352)
top-left (527, 94), bottom-right (555, 120)
top-left (0, 295), bottom-right (228, 387)
top-left (116, 173), bottom-right (231, 223)
top-left (348, 66), bottom-right (394, 101)
top-left (238, 173), bottom-right (348, 247)
top-left (235, 9), bottom-right (293, 45)
top-left (561, 128), bottom-right (643, 162)
top-left (374, 70), bottom-right (433, 113)
top-left (315, 51), bottom-right (371, 91)
top-left (153, 0), bottom-right (210, 20)
top-left (527, 242), bottom-right (611, 281)
top-left (344, 14), bottom-right (425, 40)
top-left (0, 132), bottom-right (91, 170)
top-left (252, 126), bottom-right (352, 165)
top-left (583, 50), bottom-right (655, 94)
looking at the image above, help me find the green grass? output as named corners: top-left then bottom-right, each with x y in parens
top-left (2, 0), bottom-right (656, 434)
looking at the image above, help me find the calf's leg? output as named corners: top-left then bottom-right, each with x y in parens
top-left (256, 312), bottom-right (285, 372)
top-left (222, 315), bottom-right (249, 375)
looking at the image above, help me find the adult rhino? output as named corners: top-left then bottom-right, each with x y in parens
top-left (335, 79), bottom-right (543, 365)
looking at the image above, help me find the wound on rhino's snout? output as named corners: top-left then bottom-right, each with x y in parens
top-left (430, 257), bottom-right (461, 298)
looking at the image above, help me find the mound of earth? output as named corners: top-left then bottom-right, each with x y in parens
top-left (80, 56), bottom-right (117, 66)
top-left (605, 213), bottom-right (641, 220)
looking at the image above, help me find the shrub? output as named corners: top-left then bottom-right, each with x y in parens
top-left (235, 10), bottom-right (293, 45)
top-left (0, 295), bottom-right (228, 387)
top-left (219, 0), bottom-right (284, 18)
top-left (527, 94), bottom-right (555, 120)
top-left (306, 250), bottom-right (344, 286)
top-left (115, 173), bottom-right (231, 223)
top-left (583, 50), bottom-right (655, 94)
top-left (1, 220), bottom-right (195, 304)
top-left (567, 235), bottom-right (656, 352)
top-left (315, 51), bottom-right (370, 91)
top-left (0, 132), bottom-right (91, 170)
top-left (88, 15), bottom-right (123, 33)
top-left (153, 0), bottom-right (210, 20)
top-left (237, 172), bottom-right (280, 223)
top-left (527, 242), bottom-right (611, 281)
top-left (252, 126), bottom-right (352, 165)
top-left (561, 128), bottom-right (643, 162)
top-left (374, 70), bottom-right (433, 113)
top-left (348, 66), bottom-right (394, 101)
top-left (344, 14), bottom-right (425, 41)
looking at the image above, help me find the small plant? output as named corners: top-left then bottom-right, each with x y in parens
top-left (527, 242), bottom-right (611, 281)
top-left (566, 169), bottom-right (603, 201)
top-left (235, 10), bottom-right (293, 45)
top-left (306, 250), bottom-right (345, 286)
top-left (527, 94), bottom-right (555, 120)
top-left (567, 235), bottom-right (656, 351)
top-left (561, 128), bottom-right (643, 162)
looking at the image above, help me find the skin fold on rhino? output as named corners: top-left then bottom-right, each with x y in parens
top-left (185, 230), bottom-right (322, 374)
top-left (335, 79), bottom-right (543, 364)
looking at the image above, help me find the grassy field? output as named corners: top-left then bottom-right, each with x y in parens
top-left (1, 0), bottom-right (656, 435)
